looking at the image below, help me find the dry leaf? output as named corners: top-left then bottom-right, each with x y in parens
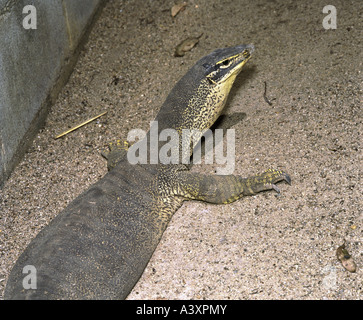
top-left (171, 2), bottom-right (187, 17)
top-left (336, 241), bottom-right (357, 273)
top-left (174, 33), bottom-right (203, 57)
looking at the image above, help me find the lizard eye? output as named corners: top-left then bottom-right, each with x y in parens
top-left (220, 59), bottom-right (232, 68)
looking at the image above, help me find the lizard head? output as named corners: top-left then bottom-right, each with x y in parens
top-left (155, 44), bottom-right (255, 151)
top-left (201, 44), bottom-right (254, 86)
top-left (180, 44), bottom-right (254, 133)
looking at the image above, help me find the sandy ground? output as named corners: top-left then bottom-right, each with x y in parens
top-left (0, 0), bottom-right (362, 299)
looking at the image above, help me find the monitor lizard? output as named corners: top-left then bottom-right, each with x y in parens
top-left (5, 44), bottom-right (290, 299)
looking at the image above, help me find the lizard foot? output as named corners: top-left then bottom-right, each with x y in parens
top-left (101, 140), bottom-right (129, 170)
top-left (244, 169), bottom-right (291, 195)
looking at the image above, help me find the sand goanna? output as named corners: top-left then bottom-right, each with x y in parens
top-left (5, 44), bottom-right (290, 299)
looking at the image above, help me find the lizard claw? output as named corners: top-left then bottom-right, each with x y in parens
top-left (244, 169), bottom-right (291, 195)
top-left (271, 184), bottom-right (281, 194)
top-left (263, 169), bottom-right (291, 185)
top-left (283, 172), bottom-right (291, 185)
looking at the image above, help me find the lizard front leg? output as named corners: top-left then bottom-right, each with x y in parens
top-left (173, 169), bottom-right (291, 204)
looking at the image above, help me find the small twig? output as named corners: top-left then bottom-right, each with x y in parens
top-left (54, 111), bottom-right (107, 139)
top-left (263, 81), bottom-right (274, 106)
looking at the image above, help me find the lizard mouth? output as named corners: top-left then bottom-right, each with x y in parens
top-left (228, 49), bottom-right (253, 77)
top-left (240, 45), bottom-right (254, 64)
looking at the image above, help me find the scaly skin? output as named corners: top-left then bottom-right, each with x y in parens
top-left (5, 44), bottom-right (290, 299)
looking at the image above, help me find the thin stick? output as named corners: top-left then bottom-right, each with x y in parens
top-left (263, 81), bottom-right (273, 106)
top-left (54, 111), bottom-right (107, 139)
